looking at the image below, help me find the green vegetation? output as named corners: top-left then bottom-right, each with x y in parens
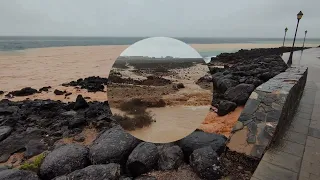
top-left (19, 153), bottom-right (45, 172)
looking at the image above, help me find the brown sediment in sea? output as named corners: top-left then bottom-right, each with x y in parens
top-left (199, 107), bottom-right (244, 137)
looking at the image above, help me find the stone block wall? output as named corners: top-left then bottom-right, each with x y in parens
top-left (227, 65), bottom-right (308, 159)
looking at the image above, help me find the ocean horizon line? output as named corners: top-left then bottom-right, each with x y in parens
top-left (1, 36), bottom-right (320, 40)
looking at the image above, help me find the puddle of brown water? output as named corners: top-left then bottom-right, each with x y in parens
top-left (113, 105), bottom-right (210, 143)
top-left (227, 127), bottom-right (254, 156)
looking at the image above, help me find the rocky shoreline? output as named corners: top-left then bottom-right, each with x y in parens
top-left (206, 46), bottom-right (309, 116)
top-left (0, 47), bottom-right (310, 180)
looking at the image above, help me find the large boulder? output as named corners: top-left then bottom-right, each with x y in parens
top-left (89, 126), bottom-right (140, 165)
top-left (126, 142), bottom-right (159, 177)
top-left (177, 131), bottom-right (227, 160)
top-left (158, 145), bottom-right (184, 170)
top-left (216, 78), bottom-right (239, 93)
top-left (7, 87), bottom-right (38, 97)
top-left (0, 169), bottom-right (40, 180)
top-left (211, 92), bottom-right (225, 107)
top-left (40, 144), bottom-right (89, 179)
top-left (189, 146), bottom-right (222, 180)
top-left (0, 126), bottom-right (12, 141)
top-left (224, 83), bottom-right (255, 105)
top-left (74, 95), bottom-right (89, 110)
top-left (217, 100), bottom-right (237, 116)
top-left (66, 164), bottom-right (121, 180)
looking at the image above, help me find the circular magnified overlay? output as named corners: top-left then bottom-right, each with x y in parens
top-left (107, 37), bottom-right (212, 143)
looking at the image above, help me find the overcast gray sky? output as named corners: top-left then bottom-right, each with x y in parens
top-left (0, 0), bottom-right (319, 38)
top-left (120, 37), bottom-right (203, 58)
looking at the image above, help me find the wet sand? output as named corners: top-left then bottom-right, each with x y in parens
top-left (200, 107), bottom-right (244, 137)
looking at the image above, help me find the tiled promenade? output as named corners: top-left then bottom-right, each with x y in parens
top-left (252, 48), bottom-right (320, 180)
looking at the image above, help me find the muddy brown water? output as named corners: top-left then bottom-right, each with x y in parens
top-left (112, 105), bottom-right (210, 143)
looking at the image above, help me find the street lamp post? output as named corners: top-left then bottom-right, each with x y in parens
top-left (287, 11), bottom-right (303, 66)
top-left (302, 30), bottom-right (308, 50)
top-left (283, 27), bottom-right (288, 47)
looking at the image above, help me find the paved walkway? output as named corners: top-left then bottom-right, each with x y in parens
top-left (252, 48), bottom-right (320, 180)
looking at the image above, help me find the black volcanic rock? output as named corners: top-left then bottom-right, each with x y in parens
top-left (64, 92), bottom-right (72, 97)
top-left (0, 126), bottom-right (12, 142)
top-left (0, 98), bottom-right (113, 160)
top-left (39, 86), bottom-right (51, 92)
top-left (177, 131), bottom-right (227, 161)
top-left (7, 87), bottom-right (38, 97)
top-left (89, 126), bottom-right (140, 165)
top-left (0, 128), bottom-right (47, 160)
top-left (224, 84), bottom-right (255, 105)
top-left (54, 89), bottom-right (65, 95)
top-left (24, 139), bottom-right (47, 158)
top-left (126, 142), bottom-right (159, 177)
top-left (65, 164), bottom-right (121, 180)
top-left (189, 146), bottom-right (222, 180)
top-left (62, 76), bottom-right (108, 92)
top-left (208, 51), bottom-right (290, 115)
top-left (217, 100), bottom-right (237, 116)
top-left (216, 78), bottom-right (239, 93)
top-left (39, 144), bottom-right (89, 179)
top-left (74, 95), bottom-right (89, 110)
top-left (158, 145), bottom-right (184, 170)
top-left (0, 169), bottom-right (40, 180)
top-left (210, 47), bottom-right (307, 63)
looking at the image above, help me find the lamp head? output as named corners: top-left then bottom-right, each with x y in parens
top-left (297, 11), bottom-right (303, 20)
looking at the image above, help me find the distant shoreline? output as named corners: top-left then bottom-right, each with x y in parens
top-left (0, 43), bottom-right (317, 53)
top-left (0, 36), bottom-right (319, 52)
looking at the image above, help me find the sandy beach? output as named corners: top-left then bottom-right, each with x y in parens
top-left (0, 43), bottom-right (314, 92)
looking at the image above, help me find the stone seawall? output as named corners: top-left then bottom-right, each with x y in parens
top-left (226, 65), bottom-right (308, 159)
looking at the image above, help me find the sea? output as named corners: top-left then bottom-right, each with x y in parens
top-left (1, 36), bottom-right (320, 58)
